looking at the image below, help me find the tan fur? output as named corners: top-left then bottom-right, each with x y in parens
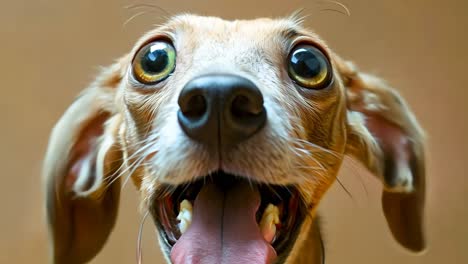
top-left (43, 15), bottom-right (426, 263)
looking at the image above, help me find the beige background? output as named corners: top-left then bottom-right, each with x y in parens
top-left (1, 0), bottom-right (467, 263)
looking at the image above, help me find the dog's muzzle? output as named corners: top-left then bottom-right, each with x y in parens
top-left (152, 74), bottom-right (304, 264)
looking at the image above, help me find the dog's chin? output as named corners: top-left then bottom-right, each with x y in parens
top-left (150, 171), bottom-right (307, 264)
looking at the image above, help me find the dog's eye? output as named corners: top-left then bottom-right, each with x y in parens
top-left (132, 40), bottom-right (176, 84)
top-left (288, 44), bottom-right (332, 89)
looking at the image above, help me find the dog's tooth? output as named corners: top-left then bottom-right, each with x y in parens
top-left (259, 204), bottom-right (280, 243)
top-left (177, 199), bottom-right (193, 234)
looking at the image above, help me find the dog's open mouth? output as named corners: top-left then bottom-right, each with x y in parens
top-left (151, 171), bottom-right (306, 264)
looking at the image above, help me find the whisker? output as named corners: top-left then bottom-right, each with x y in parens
top-left (308, 153), bottom-right (328, 173)
top-left (176, 183), bottom-right (192, 202)
top-left (137, 210), bottom-right (150, 264)
top-left (341, 158), bottom-right (369, 200)
top-left (319, 228), bottom-right (326, 264)
top-left (102, 134), bottom-right (159, 182)
top-left (294, 165), bottom-right (327, 172)
top-left (123, 2), bottom-right (172, 28)
top-left (291, 132), bottom-right (370, 205)
top-left (354, 171), bottom-right (369, 200)
top-left (294, 138), bottom-right (341, 159)
top-left (287, 8), bottom-right (311, 26)
top-left (283, 186), bottom-right (294, 197)
top-left (320, 8), bottom-right (349, 16)
top-left (104, 140), bottom-right (157, 190)
top-left (317, 0), bottom-right (351, 16)
top-left (105, 148), bottom-right (148, 186)
top-left (124, 11), bottom-right (152, 27)
top-left (154, 183), bottom-right (176, 200)
top-left (124, 3), bottom-right (171, 17)
top-left (122, 133), bottom-right (159, 149)
top-left (122, 149), bottom-right (156, 190)
top-left (336, 177), bottom-right (355, 202)
top-left (266, 185), bottom-right (283, 201)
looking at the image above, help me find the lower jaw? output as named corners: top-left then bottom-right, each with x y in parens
top-left (151, 171), bottom-right (306, 263)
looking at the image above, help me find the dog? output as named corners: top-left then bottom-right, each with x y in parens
top-left (43, 14), bottom-right (426, 264)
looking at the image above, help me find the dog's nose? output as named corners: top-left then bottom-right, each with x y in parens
top-left (177, 74), bottom-right (266, 149)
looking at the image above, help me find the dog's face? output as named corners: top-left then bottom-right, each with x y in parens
top-left (44, 15), bottom-right (426, 264)
top-left (124, 15), bottom-right (347, 263)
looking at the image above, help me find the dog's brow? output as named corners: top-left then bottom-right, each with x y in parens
top-left (281, 27), bottom-right (302, 40)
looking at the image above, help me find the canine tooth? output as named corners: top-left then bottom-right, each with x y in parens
top-left (259, 204), bottom-right (280, 243)
top-left (177, 200), bottom-right (193, 234)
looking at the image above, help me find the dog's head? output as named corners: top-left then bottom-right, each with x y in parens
top-left (44, 15), bottom-right (426, 264)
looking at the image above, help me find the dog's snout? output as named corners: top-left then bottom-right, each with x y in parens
top-left (177, 74), bottom-right (266, 149)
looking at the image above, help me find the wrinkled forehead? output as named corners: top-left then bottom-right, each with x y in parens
top-left (132, 15), bottom-right (328, 57)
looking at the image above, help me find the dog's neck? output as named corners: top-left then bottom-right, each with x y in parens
top-left (286, 216), bottom-right (324, 264)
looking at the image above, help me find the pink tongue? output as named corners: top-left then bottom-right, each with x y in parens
top-left (170, 182), bottom-right (277, 264)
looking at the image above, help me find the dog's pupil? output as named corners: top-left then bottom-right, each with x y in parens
top-left (290, 48), bottom-right (322, 78)
top-left (142, 47), bottom-right (169, 74)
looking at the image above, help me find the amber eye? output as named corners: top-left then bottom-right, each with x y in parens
top-left (288, 44), bottom-right (332, 89)
top-left (132, 40), bottom-right (176, 84)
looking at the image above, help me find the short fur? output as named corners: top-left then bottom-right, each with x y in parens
top-left (43, 15), bottom-right (426, 264)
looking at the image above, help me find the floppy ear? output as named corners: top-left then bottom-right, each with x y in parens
top-left (336, 57), bottom-right (427, 252)
top-left (43, 61), bottom-right (125, 264)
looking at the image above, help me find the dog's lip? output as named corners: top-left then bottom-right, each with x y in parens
top-left (150, 171), bottom-right (307, 261)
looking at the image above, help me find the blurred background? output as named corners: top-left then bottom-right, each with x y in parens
top-left (1, 0), bottom-right (467, 263)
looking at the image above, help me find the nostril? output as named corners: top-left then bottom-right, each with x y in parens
top-left (183, 94), bottom-right (207, 118)
top-left (227, 90), bottom-right (266, 143)
top-left (231, 95), bottom-right (264, 118)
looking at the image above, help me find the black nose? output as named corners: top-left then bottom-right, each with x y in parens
top-left (177, 74), bottom-right (266, 149)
